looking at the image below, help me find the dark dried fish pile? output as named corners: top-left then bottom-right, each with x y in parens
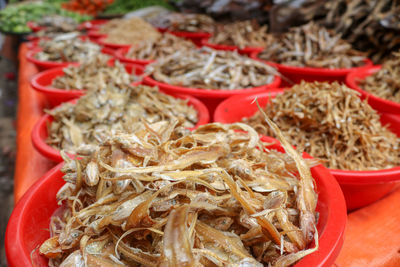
top-left (46, 85), bottom-right (198, 154)
top-left (258, 22), bottom-right (367, 69)
top-left (359, 51), bottom-right (400, 103)
top-left (40, 121), bottom-right (318, 267)
top-left (35, 34), bottom-right (102, 62)
top-left (100, 17), bottom-right (161, 45)
top-left (210, 20), bottom-right (270, 48)
top-left (245, 82), bottom-right (400, 170)
top-left (125, 33), bottom-right (196, 60)
top-left (146, 47), bottom-right (277, 89)
top-left (150, 12), bottom-right (215, 33)
top-left (52, 55), bottom-right (136, 91)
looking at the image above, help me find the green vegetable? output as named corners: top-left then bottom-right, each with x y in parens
top-left (102, 0), bottom-right (175, 15)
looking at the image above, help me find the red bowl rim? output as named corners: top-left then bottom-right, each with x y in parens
top-left (202, 40), bottom-right (263, 55)
top-left (87, 29), bottom-right (107, 38)
top-left (143, 74), bottom-right (281, 98)
top-left (250, 51), bottom-right (373, 76)
top-left (27, 21), bottom-right (45, 32)
top-left (156, 27), bottom-right (212, 39)
top-left (114, 47), bottom-right (155, 66)
top-left (214, 91), bottom-right (400, 185)
top-left (96, 36), bottom-right (131, 50)
top-left (80, 19), bottom-right (108, 30)
top-left (6, 135), bottom-right (346, 267)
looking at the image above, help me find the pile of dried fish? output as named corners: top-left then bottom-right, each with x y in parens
top-left (210, 20), bottom-right (270, 48)
top-left (35, 34), bottom-right (102, 62)
top-left (100, 17), bottom-right (161, 45)
top-left (245, 81), bottom-right (400, 170)
top-left (52, 55), bottom-right (136, 91)
top-left (146, 47), bottom-right (278, 89)
top-left (359, 51), bottom-right (400, 103)
top-left (258, 22), bottom-right (367, 69)
top-left (35, 15), bottom-right (79, 35)
top-left (150, 12), bottom-right (215, 33)
top-left (46, 84), bottom-right (198, 154)
top-left (125, 33), bottom-right (196, 60)
top-left (40, 120), bottom-right (319, 266)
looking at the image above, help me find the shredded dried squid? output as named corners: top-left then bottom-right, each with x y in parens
top-left (40, 121), bottom-right (319, 266)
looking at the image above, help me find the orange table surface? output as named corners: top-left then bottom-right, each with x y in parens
top-left (14, 44), bottom-right (400, 266)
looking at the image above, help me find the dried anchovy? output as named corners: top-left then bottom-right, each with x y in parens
top-left (150, 12), bottom-right (215, 33)
top-left (210, 20), bottom-right (270, 48)
top-left (40, 121), bottom-right (318, 266)
top-left (100, 17), bottom-right (161, 45)
top-left (359, 51), bottom-right (400, 103)
top-left (245, 81), bottom-right (400, 170)
top-left (35, 34), bottom-right (102, 62)
top-left (52, 55), bottom-right (135, 91)
top-left (146, 47), bottom-right (278, 90)
top-left (46, 85), bottom-right (198, 154)
top-left (126, 33), bottom-right (196, 60)
top-left (258, 22), bottom-right (367, 69)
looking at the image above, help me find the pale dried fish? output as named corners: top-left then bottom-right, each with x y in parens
top-left (149, 12), bottom-right (215, 33)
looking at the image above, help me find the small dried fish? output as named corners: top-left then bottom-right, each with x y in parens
top-left (34, 15), bottom-right (80, 38)
top-left (40, 121), bottom-right (318, 266)
top-left (52, 55), bottom-right (136, 91)
top-left (245, 81), bottom-right (400, 170)
top-left (210, 20), bottom-right (271, 48)
top-left (259, 22), bottom-right (367, 69)
top-left (126, 33), bottom-right (195, 60)
top-left (149, 12), bottom-right (215, 33)
top-left (35, 35), bottom-right (102, 62)
top-left (359, 51), bottom-right (400, 103)
top-left (100, 17), bottom-right (161, 45)
top-left (146, 47), bottom-right (278, 90)
top-left (46, 84), bottom-right (198, 154)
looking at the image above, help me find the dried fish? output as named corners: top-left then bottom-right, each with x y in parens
top-left (34, 15), bottom-right (80, 38)
top-left (125, 33), bottom-right (195, 60)
top-left (40, 121), bottom-right (318, 266)
top-left (210, 20), bottom-right (271, 48)
top-left (149, 12), bottom-right (215, 33)
top-left (52, 55), bottom-right (136, 91)
top-left (146, 47), bottom-right (278, 90)
top-left (245, 81), bottom-right (400, 170)
top-left (100, 17), bottom-right (161, 45)
top-left (258, 22), bottom-right (367, 69)
top-left (35, 35), bottom-right (103, 62)
top-left (359, 51), bottom-right (400, 103)
top-left (46, 84), bottom-right (198, 154)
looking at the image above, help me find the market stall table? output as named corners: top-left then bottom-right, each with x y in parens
top-left (13, 43), bottom-right (400, 267)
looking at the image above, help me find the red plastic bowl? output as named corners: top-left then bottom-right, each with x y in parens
top-left (80, 19), bottom-right (108, 31)
top-left (30, 62), bottom-right (144, 107)
top-left (143, 74), bottom-right (281, 115)
top-left (6, 134), bottom-right (346, 267)
top-left (214, 92), bottom-right (400, 210)
top-left (202, 40), bottom-right (263, 56)
top-left (27, 21), bottom-right (45, 32)
top-left (32, 94), bottom-right (210, 162)
top-left (157, 28), bottom-right (211, 46)
top-left (250, 52), bottom-right (373, 86)
top-left (114, 47), bottom-right (155, 66)
top-left (96, 36), bottom-right (131, 50)
top-left (346, 66), bottom-right (400, 114)
top-left (87, 29), bottom-right (107, 40)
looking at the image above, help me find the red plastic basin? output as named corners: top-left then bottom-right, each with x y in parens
top-left (95, 36), bottom-right (131, 50)
top-left (157, 27), bottom-right (211, 46)
top-left (250, 51), bottom-right (374, 86)
top-left (30, 62), bottom-right (144, 107)
top-left (346, 65), bottom-right (400, 114)
top-left (202, 40), bottom-right (263, 56)
top-left (6, 134), bottom-right (346, 267)
top-left (143, 74), bottom-right (281, 116)
top-left (80, 19), bottom-right (108, 31)
top-left (32, 94), bottom-right (210, 162)
top-left (27, 21), bottom-right (45, 32)
top-left (87, 29), bottom-right (107, 40)
top-left (114, 47), bottom-right (155, 66)
top-left (214, 92), bottom-right (400, 210)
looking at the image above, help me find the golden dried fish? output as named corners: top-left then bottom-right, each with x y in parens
top-left (359, 51), bottom-right (400, 103)
top-left (52, 55), bottom-right (136, 91)
top-left (149, 12), bottom-right (215, 33)
top-left (146, 47), bottom-right (278, 90)
top-left (40, 121), bottom-right (318, 266)
top-left (246, 81), bottom-right (400, 170)
top-left (46, 84), bottom-right (198, 154)
top-left (258, 22), bottom-right (367, 69)
top-left (126, 33), bottom-right (195, 60)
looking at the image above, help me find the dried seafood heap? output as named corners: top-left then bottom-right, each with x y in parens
top-left (100, 17), bottom-right (161, 45)
top-left (36, 15), bottom-right (79, 33)
top-left (210, 20), bottom-right (270, 48)
top-left (245, 82), bottom-right (400, 170)
top-left (125, 33), bottom-right (196, 60)
top-left (258, 22), bottom-right (367, 69)
top-left (46, 85), bottom-right (198, 154)
top-left (52, 55), bottom-right (136, 91)
top-left (150, 12), bottom-right (215, 33)
top-left (146, 47), bottom-right (278, 89)
top-left (359, 51), bottom-right (400, 103)
top-left (40, 121), bottom-right (319, 266)
top-left (35, 35), bottom-right (102, 62)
